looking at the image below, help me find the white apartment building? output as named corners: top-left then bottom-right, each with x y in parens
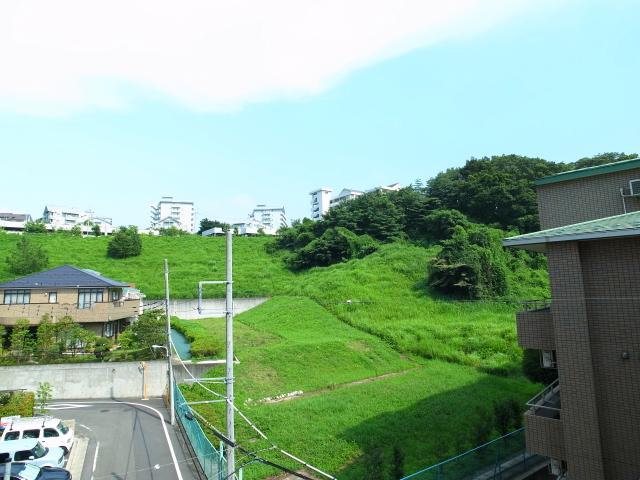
top-left (310, 183), bottom-right (401, 219)
top-left (0, 212), bottom-right (32, 233)
top-left (309, 188), bottom-right (332, 221)
top-left (150, 197), bottom-right (195, 233)
top-left (249, 205), bottom-right (287, 231)
top-left (231, 219), bottom-right (278, 236)
top-left (42, 206), bottom-right (114, 234)
top-left (329, 188), bottom-right (364, 208)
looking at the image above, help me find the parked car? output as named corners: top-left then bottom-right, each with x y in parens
top-left (0, 439), bottom-right (65, 468)
top-left (0, 417), bottom-right (74, 454)
top-left (0, 462), bottom-right (71, 480)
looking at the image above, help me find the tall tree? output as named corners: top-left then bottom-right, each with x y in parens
top-left (107, 226), bottom-right (142, 258)
top-left (6, 236), bottom-right (49, 274)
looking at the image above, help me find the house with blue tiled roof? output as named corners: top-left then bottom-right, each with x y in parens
top-left (0, 265), bottom-right (142, 338)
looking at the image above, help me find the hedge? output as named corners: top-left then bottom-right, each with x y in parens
top-left (0, 391), bottom-right (35, 417)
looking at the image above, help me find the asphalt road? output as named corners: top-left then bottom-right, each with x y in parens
top-left (49, 399), bottom-right (200, 480)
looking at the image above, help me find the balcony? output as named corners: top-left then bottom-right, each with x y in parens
top-left (524, 380), bottom-right (565, 459)
top-left (516, 300), bottom-right (555, 350)
top-left (0, 299), bottom-right (140, 325)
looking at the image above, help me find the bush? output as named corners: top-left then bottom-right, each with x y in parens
top-left (0, 391), bottom-right (35, 417)
top-left (428, 225), bottom-right (509, 299)
top-left (6, 236), bottom-right (49, 275)
top-left (118, 311), bottom-right (166, 357)
top-left (286, 227), bottom-right (378, 270)
top-left (107, 226), bottom-right (142, 258)
top-left (24, 221), bottom-right (47, 234)
top-left (421, 209), bottom-right (469, 242)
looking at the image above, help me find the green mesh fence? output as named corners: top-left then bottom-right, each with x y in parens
top-left (401, 428), bottom-right (542, 480)
top-left (174, 382), bottom-right (228, 480)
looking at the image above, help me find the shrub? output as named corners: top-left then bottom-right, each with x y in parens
top-left (118, 311), bottom-right (166, 357)
top-left (286, 227), bottom-right (378, 270)
top-left (428, 225), bottom-right (509, 299)
top-left (421, 209), bottom-right (469, 241)
top-left (91, 224), bottom-right (101, 236)
top-left (107, 226), bottom-right (142, 258)
top-left (0, 391), bottom-right (35, 417)
top-left (24, 221), bottom-right (47, 233)
top-left (69, 225), bottom-right (82, 237)
top-left (6, 236), bottom-right (49, 275)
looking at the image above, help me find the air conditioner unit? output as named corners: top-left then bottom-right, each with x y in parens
top-left (541, 350), bottom-right (556, 368)
top-left (629, 179), bottom-right (640, 196)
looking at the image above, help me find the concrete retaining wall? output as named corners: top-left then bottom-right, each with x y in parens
top-left (0, 361), bottom-right (168, 400)
top-left (167, 297), bottom-right (269, 319)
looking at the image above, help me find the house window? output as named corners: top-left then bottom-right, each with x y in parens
top-left (110, 289), bottom-right (121, 301)
top-left (48, 292), bottom-right (57, 304)
top-left (78, 288), bottom-right (104, 309)
top-left (3, 290), bottom-right (30, 305)
top-left (104, 322), bottom-right (114, 337)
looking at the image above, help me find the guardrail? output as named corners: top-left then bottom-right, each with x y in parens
top-left (400, 428), bottom-right (542, 480)
top-left (526, 379), bottom-right (561, 417)
top-left (520, 299), bottom-right (551, 312)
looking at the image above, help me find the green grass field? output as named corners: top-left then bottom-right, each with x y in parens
top-left (0, 233), bottom-right (548, 478)
top-left (175, 297), bottom-right (539, 480)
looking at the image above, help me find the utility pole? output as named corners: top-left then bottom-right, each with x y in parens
top-left (225, 230), bottom-right (235, 478)
top-left (164, 258), bottom-right (175, 426)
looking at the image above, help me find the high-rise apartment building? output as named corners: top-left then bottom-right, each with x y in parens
top-left (504, 158), bottom-right (640, 479)
top-left (150, 197), bottom-right (195, 232)
top-left (309, 183), bottom-right (401, 220)
top-left (249, 205), bottom-right (287, 231)
top-left (309, 188), bottom-right (332, 221)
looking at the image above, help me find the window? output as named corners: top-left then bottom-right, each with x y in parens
top-left (48, 292), bottom-right (57, 304)
top-left (57, 422), bottom-right (69, 435)
top-left (78, 288), bottom-right (103, 309)
top-left (4, 431), bottom-right (19, 440)
top-left (0, 453), bottom-right (9, 463)
top-left (43, 428), bottom-right (59, 438)
top-left (14, 450), bottom-right (32, 461)
top-left (3, 290), bottom-right (30, 305)
top-left (110, 289), bottom-right (121, 301)
top-left (22, 429), bottom-right (40, 439)
top-left (104, 322), bottom-right (114, 337)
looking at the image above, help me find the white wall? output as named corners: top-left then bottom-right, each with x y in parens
top-left (0, 361), bottom-right (168, 399)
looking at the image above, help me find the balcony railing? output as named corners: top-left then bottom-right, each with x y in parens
top-left (520, 299), bottom-right (551, 312)
top-left (526, 379), bottom-right (561, 418)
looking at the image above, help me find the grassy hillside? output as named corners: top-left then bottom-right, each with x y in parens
top-left (0, 233), bottom-right (549, 478)
top-left (176, 298), bottom-right (539, 480)
top-left (0, 234), bottom-right (295, 298)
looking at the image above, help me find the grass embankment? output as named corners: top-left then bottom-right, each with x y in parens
top-left (0, 234), bottom-right (295, 298)
top-left (175, 298), bottom-right (539, 480)
top-left (0, 234), bottom-right (548, 478)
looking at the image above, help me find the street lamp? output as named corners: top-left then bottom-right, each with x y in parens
top-left (152, 344), bottom-right (175, 425)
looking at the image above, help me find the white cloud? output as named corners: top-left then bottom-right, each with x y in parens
top-left (0, 0), bottom-right (544, 114)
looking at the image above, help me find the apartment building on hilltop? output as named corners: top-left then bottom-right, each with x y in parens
top-left (309, 183), bottom-right (401, 220)
top-left (42, 206), bottom-right (113, 234)
top-left (504, 158), bottom-right (640, 479)
top-left (249, 204), bottom-right (287, 231)
top-left (0, 212), bottom-right (32, 233)
top-left (150, 197), bottom-right (195, 233)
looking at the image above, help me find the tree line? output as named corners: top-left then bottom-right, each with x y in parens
top-left (272, 153), bottom-right (637, 298)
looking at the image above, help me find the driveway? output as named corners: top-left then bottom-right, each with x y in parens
top-left (48, 399), bottom-right (200, 480)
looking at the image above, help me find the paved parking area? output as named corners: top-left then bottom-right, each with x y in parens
top-left (49, 399), bottom-right (200, 480)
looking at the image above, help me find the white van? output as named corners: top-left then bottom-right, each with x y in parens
top-left (0, 439), bottom-right (65, 468)
top-left (0, 416), bottom-right (74, 454)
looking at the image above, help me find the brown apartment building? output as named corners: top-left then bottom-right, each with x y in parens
top-left (504, 158), bottom-right (640, 479)
top-left (0, 265), bottom-right (142, 338)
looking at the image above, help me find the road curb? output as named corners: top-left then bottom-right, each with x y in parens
top-left (66, 437), bottom-right (88, 479)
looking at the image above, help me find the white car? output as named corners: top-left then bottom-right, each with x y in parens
top-left (0, 416), bottom-right (74, 454)
top-left (0, 439), bottom-right (65, 468)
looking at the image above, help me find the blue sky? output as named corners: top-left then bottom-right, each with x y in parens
top-left (1, 0), bottom-right (639, 227)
